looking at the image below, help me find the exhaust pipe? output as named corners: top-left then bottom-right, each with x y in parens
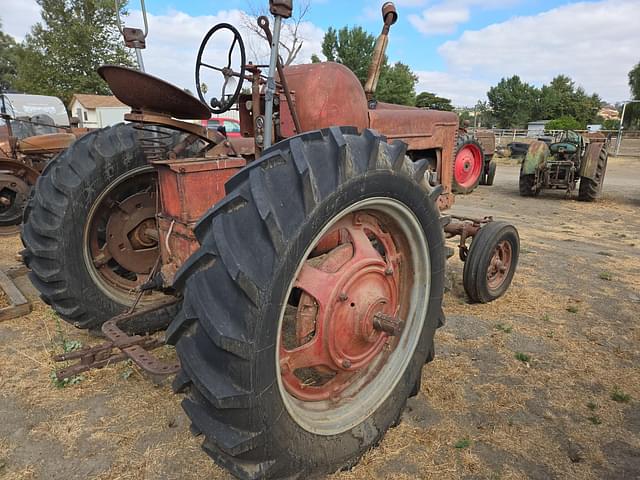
top-left (364, 2), bottom-right (398, 101)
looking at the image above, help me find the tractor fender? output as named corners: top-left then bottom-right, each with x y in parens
top-left (522, 140), bottom-right (550, 175)
top-left (580, 141), bottom-right (606, 180)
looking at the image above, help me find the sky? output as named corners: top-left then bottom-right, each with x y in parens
top-left (2, 0), bottom-right (639, 107)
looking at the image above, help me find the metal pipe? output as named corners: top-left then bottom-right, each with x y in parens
top-left (364, 3), bottom-right (397, 101)
top-left (263, 14), bottom-right (283, 150)
top-left (135, 48), bottom-right (146, 72)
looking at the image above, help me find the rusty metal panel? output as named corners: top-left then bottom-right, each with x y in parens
top-left (16, 133), bottom-right (76, 154)
top-left (154, 157), bottom-right (245, 224)
top-left (282, 63), bottom-right (369, 133)
top-left (474, 129), bottom-right (496, 156)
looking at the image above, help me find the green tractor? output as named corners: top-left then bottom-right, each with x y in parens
top-left (519, 130), bottom-right (609, 201)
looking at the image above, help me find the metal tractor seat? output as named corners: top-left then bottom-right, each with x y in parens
top-left (98, 65), bottom-right (211, 120)
top-left (549, 142), bottom-right (578, 155)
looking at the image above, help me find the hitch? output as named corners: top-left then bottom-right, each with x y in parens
top-left (54, 298), bottom-right (180, 382)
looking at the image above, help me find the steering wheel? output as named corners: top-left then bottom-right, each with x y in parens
top-left (195, 23), bottom-right (246, 115)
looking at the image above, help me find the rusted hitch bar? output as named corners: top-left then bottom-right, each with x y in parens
top-left (54, 298), bottom-right (180, 382)
top-left (443, 215), bottom-right (493, 261)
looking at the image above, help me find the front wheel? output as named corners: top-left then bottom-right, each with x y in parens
top-left (463, 221), bottom-right (519, 303)
top-left (168, 127), bottom-right (446, 479)
top-left (519, 172), bottom-right (537, 196)
top-left (452, 136), bottom-right (484, 194)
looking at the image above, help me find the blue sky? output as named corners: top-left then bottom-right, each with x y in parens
top-left (3, 0), bottom-right (639, 106)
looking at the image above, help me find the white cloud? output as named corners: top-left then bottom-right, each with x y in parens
top-left (415, 71), bottom-right (490, 107)
top-left (409, 5), bottom-right (470, 35)
top-left (437, 0), bottom-right (640, 104)
top-left (0, 0), bottom-right (40, 41)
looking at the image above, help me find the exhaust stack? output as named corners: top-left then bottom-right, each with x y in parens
top-left (364, 2), bottom-right (398, 101)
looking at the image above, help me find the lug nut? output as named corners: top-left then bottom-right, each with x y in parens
top-left (339, 292), bottom-right (348, 302)
top-left (384, 267), bottom-right (393, 276)
top-left (341, 359), bottom-right (352, 369)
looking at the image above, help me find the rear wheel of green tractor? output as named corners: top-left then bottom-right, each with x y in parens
top-left (167, 127), bottom-right (446, 479)
top-left (452, 135), bottom-right (483, 194)
top-left (518, 165), bottom-right (538, 197)
top-left (22, 123), bottom-right (181, 331)
top-left (463, 221), bottom-right (519, 303)
top-left (578, 148), bottom-right (608, 202)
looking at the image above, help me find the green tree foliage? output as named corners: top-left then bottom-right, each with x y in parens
top-left (318, 25), bottom-right (417, 105)
top-left (0, 21), bottom-right (21, 91)
top-left (487, 75), bottom-right (537, 128)
top-left (545, 115), bottom-right (584, 131)
top-left (377, 62), bottom-right (417, 106)
top-left (629, 61), bottom-right (640, 100)
top-left (487, 74), bottom-right (601, 129)
top-left (415, 91), bottom-right (453, 111)
top-left (14, 0), bottom-right (133, 105)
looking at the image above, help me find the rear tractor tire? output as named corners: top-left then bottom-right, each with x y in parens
top-left (167, 127), bottom-right (446, 479)
top-left (578, 147), bottom-right (608, 202)
top-left (463, 221), bottom-right (519, 303)
top-left (22, 123), bottom-right (183, 331)
top-left (452, 135), bottom-right (484, 194)
top-left (518, 168), bottom-right (538, 197)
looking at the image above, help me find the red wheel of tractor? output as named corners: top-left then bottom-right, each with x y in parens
top-left (280, 210), bottom-right (411, 405)
top-left (452, 137), bottom-right (483, 194)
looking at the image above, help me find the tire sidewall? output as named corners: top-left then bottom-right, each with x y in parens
top-left (255, 171), bottom-right (444, 469)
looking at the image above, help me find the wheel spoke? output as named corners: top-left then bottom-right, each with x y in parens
top-left (294, 263), bottom-right (338, 309)
top-left (345, 224), bottom-right (384, 264)
top-left (200, 62), bottom-right (225, 73)
top-left (92, 246), bottom-right (113, 268)
top-left (281, 336), bottom-right (332, 372)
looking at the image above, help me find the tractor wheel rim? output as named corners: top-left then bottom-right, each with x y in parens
top-left (454, 144), bottom-right (483, 188)
top-left (276, 197), bottom-right (430, 436)
top-left (486, 240), bottom-right (512, 291)
top-left (0, 174), bottom-right (30, 227)
top-left (82, 165), bottom-right (160, 305)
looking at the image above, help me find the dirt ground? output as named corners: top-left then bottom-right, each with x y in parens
top-left (0, 156), bottom-right (638, 480)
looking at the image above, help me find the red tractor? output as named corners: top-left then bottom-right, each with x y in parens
top-left (22, 2), bottom-right (519, 478)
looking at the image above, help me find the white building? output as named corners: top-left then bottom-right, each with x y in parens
top-left (68, 94), bottom-right (130, 128)
top-left (527, 120), bottom-right (550, 137)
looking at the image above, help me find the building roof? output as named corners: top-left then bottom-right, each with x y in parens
top-left (528, 120), bottom-right (550, 125)
top-left (68, 94), bottom-right (127, 110)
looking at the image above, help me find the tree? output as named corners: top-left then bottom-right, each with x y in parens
top-left (629, 61), bottom-right (640, 100)
top-left (13, 0), bottom-right (133, 105)
top-left (545, 115), bottom-right (584, 131)
top-left (487, 75), bottom-right (537, 128)
top-left (321, 26), bottom-right (377, 85)
top-left (0, 22), bottom-right (21, 91)
top-left (317, 25), bottom-right (417, 105)
top-left (242, 0), bottom-right (311, 66)
top-left (415, 91), bottom-right (453, 111)
top-left (534, 75), bottom-right (600, 125)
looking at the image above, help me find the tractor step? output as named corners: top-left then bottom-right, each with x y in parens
top-left (54, 299), bottom-right (180, 381)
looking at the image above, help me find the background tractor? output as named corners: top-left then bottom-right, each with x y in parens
top-left (519, 130), bottom-right (609, 200)
top-left (452, 124), bottom-right (496, 194)
top-left (22, 1), bottom-right (520, 478)
top-left (0, 93), bottom-right (89, 234)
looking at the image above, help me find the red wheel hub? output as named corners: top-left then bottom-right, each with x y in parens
top-left (279, 212), bottom-right (404, 402)
top-left (487, 240), bottom-right (512, 291)
top-left (454, 144), bottom-right (483, 189)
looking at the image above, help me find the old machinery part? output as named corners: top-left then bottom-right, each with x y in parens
top-left (0, 160), bottom-right (39, 234)
top-left (98, 65), bottom-right (211, 120)
top-left (269, 0), bottom-right (293, 18)
top-left (462, 221), bottom-right (519, 303)
top-left (22, 124), bottom-right (180, 331)
top-left (167, 127), bottom-right (446, 479)
top-left (0, 268), bottom-right (31, 322)
top-left (578, 144), bottom-right (608, 202)
top-left (452, 134), bottom-right (483, 194)
top-left (263, 11), bottom-right (284, 149)
top-left (195, 23), bottom-right (247, 115)
top-left (115, 0), bottom-right (149, 70)
top-left (258, 16), bottom-right (302, 134)
top-left (365, 2), bottom-right (398, 100)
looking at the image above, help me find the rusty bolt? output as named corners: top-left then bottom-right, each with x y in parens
top-left (341, 359), bottom-right (352, 369)
top-left (384, 267), bottom-right (393, 276)
top-left (0, 196), bottom-right (10, 207)
top-left (339, 292), bottom-right (348, 302)
top-left (373, 313), bottom-right (404, 336)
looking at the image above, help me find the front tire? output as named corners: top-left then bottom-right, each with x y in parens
top-left (463, 221), bottom-right (519, 303)
top-left (452, 135), bottom-right (483, 194)
top-left (519, 170), bottom-right (537, 197)
top-left (167, 127), bottom-right (446, 479)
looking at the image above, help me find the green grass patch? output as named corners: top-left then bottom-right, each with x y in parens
top-left (566, 305), bottom-right (579, 314)
top-left (515, 352), bottom-right (531, 363)
top-left (588, 415), bottom-right (602, 425)
top-left (611, 387), bottom-right (631, 403)
top-left (495, 323), bottom-right (512, 333)
top-left (598, 272), bottom-right (613, 281)
top-left (454, 438), bottom-right (471, 449)
top-left (586, 401), bottom-right (598, 411)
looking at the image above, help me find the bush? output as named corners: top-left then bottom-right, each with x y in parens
top-left (545, 116), bottom-right (585, 131)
